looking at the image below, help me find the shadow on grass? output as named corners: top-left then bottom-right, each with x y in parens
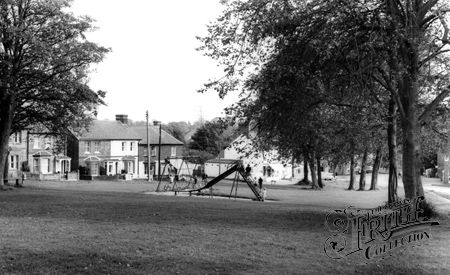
top-left (0, 188), bottom-right (325, 233)
top-left (1, 249), bottom-right (254, 275)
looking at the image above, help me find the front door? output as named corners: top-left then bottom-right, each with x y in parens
top-left (91, 163), bottom-right (99, 176)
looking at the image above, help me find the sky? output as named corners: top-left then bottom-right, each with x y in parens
top-left (70, 0), bottom-right (239, 124)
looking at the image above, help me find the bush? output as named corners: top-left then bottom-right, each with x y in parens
top-left (79, 166), bottom-right (90, 175)
top-left (419, 200), bottom-right (437, 219)
top-left (100, 166), bottom-right (106, 176)
top-left (21, 161), bottom-right (30, 172)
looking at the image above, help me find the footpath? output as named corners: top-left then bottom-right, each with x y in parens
top-left (422, 176), bottom-right (450, 218)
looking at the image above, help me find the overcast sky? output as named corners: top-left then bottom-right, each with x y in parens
top-left (71, 0), bottom-right (239, 124)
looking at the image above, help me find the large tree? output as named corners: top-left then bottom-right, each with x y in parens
top-left (0, 0), bottom-right (109, 187)
top-left (187, 120), bottom-right (238, 163)
top-left (198, 0), bottom-right (450, 201)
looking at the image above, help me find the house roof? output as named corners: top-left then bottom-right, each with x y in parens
top-left (78, 120), bottom-right (141, 141)
top-left (84, 156), bottom-right (101, 162)
top-left (33, 151), bottom-right (53, 157)
top-left (205, 159), bottom-right (240, 165)
top-left (132, 126), bottom-right (183, 145)
top-left (122, 156), bottom-right (136, 161)
top-left (183, 128), bottom-right (197, 143)
top-left (55, 155), bottom-right (71, 160)
top-left (268, 163), bottom-right (286, 171)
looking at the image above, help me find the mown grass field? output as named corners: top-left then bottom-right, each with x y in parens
top-left (0, 178), bottom-right (449, 274)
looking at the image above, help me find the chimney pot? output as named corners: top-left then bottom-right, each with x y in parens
top-left (115, 114), bottom-right (128, 124)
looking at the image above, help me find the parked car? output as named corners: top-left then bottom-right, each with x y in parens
top-left (321, 172), bottom-right (335, 180)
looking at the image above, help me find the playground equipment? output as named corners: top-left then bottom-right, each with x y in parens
top-left (189, 160), bottom-right (264, 201)
top-left (156, 158), bottom-right (264, 201)
top-left (156, 156), bottom-right (202, 192)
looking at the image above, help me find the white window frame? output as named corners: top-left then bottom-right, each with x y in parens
top-left (94, 141), bottom-right (100, 153)
top-left (85, 141), bottom-right (91, 153)
top-left (171, 146), bottom-right (176, 157)
top-left (151, 146), bottom-right (156, 157)
top-left (130, 142), bottom-right (134, 151)
top-left (122, 142), bottom-right (126, 151)
top-left (13, 132), bottom-right (21, 143)
top-left (41, 158), bottom-right (50, 173)
top-left (10, 155), bottom-right (19, 170)
top-left (33, 136), bottom-right (40, 149)
top-left (44, 137), bottom-right (52, 150)
top-left (33, 159), bottom-right (39, 172)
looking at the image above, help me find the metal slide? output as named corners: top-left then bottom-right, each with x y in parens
top-left (191, 162), bottom-right (263, 201)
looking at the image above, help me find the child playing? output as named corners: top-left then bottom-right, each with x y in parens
top-left (261, 187), bottom-right (267, 201)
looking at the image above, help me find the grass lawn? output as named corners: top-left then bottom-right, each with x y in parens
top-left (0, 178), bottom-right (449, 274)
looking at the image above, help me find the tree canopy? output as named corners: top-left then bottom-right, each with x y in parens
top-left (198, 0), bottom-right (450, 200)
top-left (0, 0), bottom-right (110, 185)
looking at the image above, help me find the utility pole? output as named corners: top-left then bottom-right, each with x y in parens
top-left (146, 111), bottom-right (152, 182)
top-left (154, 121), bottom-right (162, 181)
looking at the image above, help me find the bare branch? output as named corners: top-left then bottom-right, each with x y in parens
top-left (438, 10), bottom-right (450, 44)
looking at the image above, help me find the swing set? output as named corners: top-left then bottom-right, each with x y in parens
top-left (156, 156), bottom-right (202, 192)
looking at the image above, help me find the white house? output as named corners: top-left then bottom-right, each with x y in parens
top-left (205, 135), bottom-right (291, 182)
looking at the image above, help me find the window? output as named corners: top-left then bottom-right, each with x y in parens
top-left (41, 159), bottom-right (50, 173)
top-left (171, 146), bottom-right (176, 157)
top-left (33, 159), bottom-right (39, 172)
top-left (33, 136), bottom-right (40, 149)
top-left (84, 141), bottom-right (91, 153)
top-left (130, 142), bottom-right (134, 151)
top-left (94, 141), bottom-right (100, 153)
top-left (44, 137), bottom-right (52, 150)
top-left (122, 142), bottom-right (126, 151)
top-left (10, 155), bottom-right (19, 170)
top-left (144, 149), bottom-right (148, 156)
top-left (13, 132), bottom-right (21, 143)
top-left (151, 146), bottom-right (156, 156)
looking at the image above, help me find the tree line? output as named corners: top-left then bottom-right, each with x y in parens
top-left (197, 0), bottom-right (450, 203)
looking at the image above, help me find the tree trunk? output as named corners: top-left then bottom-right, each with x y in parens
top-left (358, 150), bottom-right (368, 191)
top-left (401, 78), bottom-right (424, 199)
top-left (369, 148), bottom-right (382, 190)
top-left (347, 154), bottom-right (355, 190)
top-left (308, 152), bottom-right (320, 189)
top-left (388, 97), bottom-right (399, 203)
top-left (303, 152), bottom-right (309, 183)
top-left (317, 156), bottom-right (324, 188)
top-left (291, 155), bottom-right (295, 180)
top-left (0, 93), bottom-right (16, 189)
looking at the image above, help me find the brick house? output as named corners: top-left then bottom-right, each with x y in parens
top-left (7, 129), bottom-right (71, 180)
top-left (131, 125), bottom-right (184, 179)
top-left (67, 115), bottom-right (141, 178)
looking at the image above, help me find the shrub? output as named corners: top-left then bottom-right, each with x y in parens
top-left (100, 166), bottom-right (106, 176)
top-left (419, 200), bottom-right (437, 219)
top-left (79, 166), bottom-right (90, 175)
top-left (21, 161), bottom-right (30, 172)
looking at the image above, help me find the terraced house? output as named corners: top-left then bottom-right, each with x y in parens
top-left (131, 124), bottom-right (184, 179)
top-left (66, 115), bottom-right (184, 180)
top-left (67, 115), bottom-right (141, 179)
top-left (7, 129), bottom-right (72, 181)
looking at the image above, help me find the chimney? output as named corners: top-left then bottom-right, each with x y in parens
top-left (115, 114), bottom-right (128, 124)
